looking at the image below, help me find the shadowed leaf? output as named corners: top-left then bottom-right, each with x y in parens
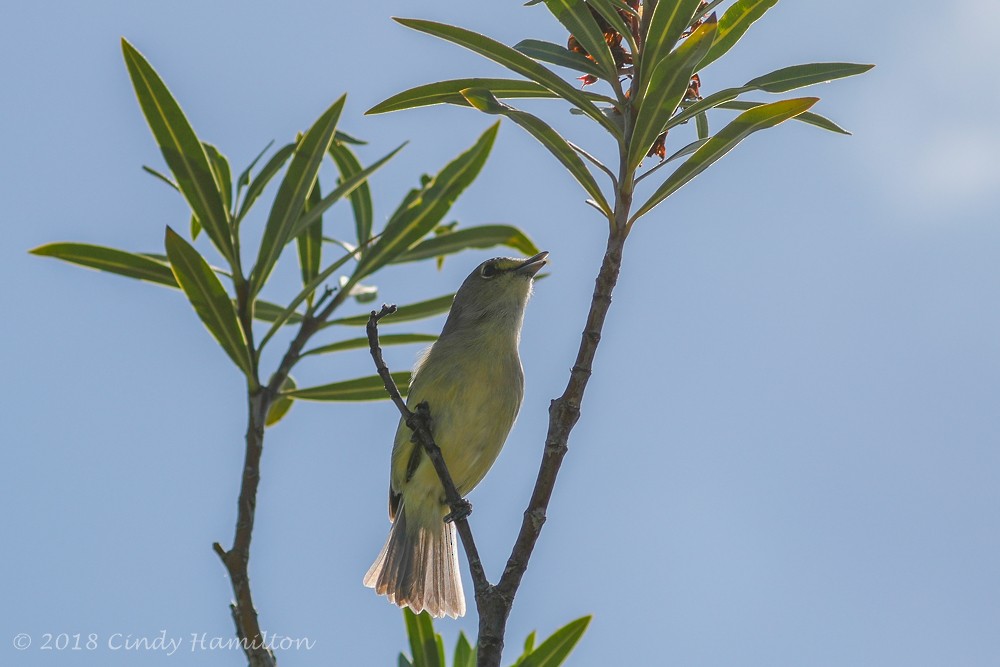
top-left (30, 242), bottom-right (178, 286)
top-left (519, 616), bottom-right (592, 667)
top-left (325, 293), bottom-right (454, 327)
top-left (393, 224), bottom-right (539, 264)
top-left (329, 142), bottom-right (374, 247)
top-left (302, 333), bottom-right (437, 357)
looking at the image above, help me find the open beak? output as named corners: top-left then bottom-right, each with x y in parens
top-left (515, 251), bottom-right (549, 277)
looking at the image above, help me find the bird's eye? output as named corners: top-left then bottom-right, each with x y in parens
top-left (480, 263), bottom-right (498, 279)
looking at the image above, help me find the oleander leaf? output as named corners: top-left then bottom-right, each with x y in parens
top-left (328, 142), bottom-right (374, 247)
top-left (519, 616), bottom-right (592, 667)
top-left (30, 242), bottom-right (178, 287)
top-left (699, 0), bottom-right (780, 71)
top-left (392, 224), bottom-right (539, 264)
top-left (325, 293), bottom-right (454, 327)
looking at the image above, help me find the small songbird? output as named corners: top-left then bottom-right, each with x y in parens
top-left (364, 251), bottom-right (549, 618)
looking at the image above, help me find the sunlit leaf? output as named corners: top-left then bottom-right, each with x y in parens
top-left (744, 62), bottom-right (875, 93)
top-left (633, 97), bottom-right (818, 220)
top-left (393, 224), bottom-right (540, 264)
top-left (202, 142), bottom-right (232, 213)
top-left (30, 242), bottom-right (178, 287)
top-left (325, 293), bottom-right (454, 327)
top-left (638, 0), bottom-right (703, 98)
top-left (121, 39), bottom-right (233, 262)
top-left (716, 100), bottom-right (850, 134)
top-left (541, 0), bottom-right (618, 79)
top-left (329, 142), bottom-right (374, 247)
top-left (265, 376), bottom-right (296, 426)
top-left (699, 0), bottom-right (780, 71)
top-left (251, 96), bottom-right (344, 294)
top-left (629, 16), bottom-right (717, 170)
top-left (302, 333), bottom-right (436, 357)
top-left (518, 616), bottom-right (592, 667)
top-left (164, 227), bottom-right (252, 377)
top-left (461, 89), bottom-right (611, 215)
top-left (355, 124), bottom-right (497, 279)
top-left (514, 39), bottom-right (603, 77)
top-left (401, 609), bottom-right (443, 667)
top-left (393, 19), bottom-right (619, 136)
top-left (586, 0), bottom-right (637, 51)
top-left (142, 165), bottom-right (179, 191)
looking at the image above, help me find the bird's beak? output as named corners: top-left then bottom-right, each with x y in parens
top-left (515, 251), bottom-right (549, 277)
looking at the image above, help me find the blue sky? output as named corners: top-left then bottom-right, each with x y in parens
top-left (3, 2), bottom-right (998, 666)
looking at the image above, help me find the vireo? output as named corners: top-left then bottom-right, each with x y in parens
top-left (365, 251), bottom-right (548, 618)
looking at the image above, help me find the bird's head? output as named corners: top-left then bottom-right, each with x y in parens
top-left (441, 251), bottom-right (548, 337)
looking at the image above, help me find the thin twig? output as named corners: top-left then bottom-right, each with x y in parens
top-left (366, 305), bottom-right (491, 597)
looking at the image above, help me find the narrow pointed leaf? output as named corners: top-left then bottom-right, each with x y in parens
top-left (329, 142), bottom-right (374, 246)
top-left (289, 142), bottom-right (405, 241)
top-left (393, 18), bottom-right (619, 136)
top-left (142, 165), bottom-right (179, 191)
top-left (453, 632), bottom-right (475, 667)
top-left (696, 111), bottom-right (709, 138)
top-left (355, 125), bottom-right (497, 279)
top-left (744, 62), bottom-right (875, 93)
top-left (190, 213), bottom-right (202, 240)
top-left (629, 16), bottom-right (717, 170)
top-left (253, 300), bottom-right (304, 325)
top-left (401, 609), bottom-right (441, 667)
top-left (393, 224), bottom-right (540, 264)
top-left (334, 130), bottom-right (367, 145)
top-left (542, 0), bottom-right (618, 79)
top-left (203, 142), bottom-right (232, 212)
top-left (302, 333), bottom-right (437, 357)
top-left (664, 86), bottom-right (750, 130)
top-left (633, 97), bottom-right (818, 220)
top-left (519, 616), bottom-right (592, 667)
top-left (666, 137), bottom-right (709, 162)
top-left (164, 227), bottom-right (252, 376)
top-left (514, 39), bottom-right (603, 77)
top-left (237, 142), bottom-right (295, 221)
top-left (717, 100), bottom-right (851, 134)
top-left (121, 39), bottom-right (233, 262)
top-left (251, 96), bottom-right (344, 293)
top-left (235, 140), bottom-right (275, 199)
top-left (399, 655), bottom-right (414, 667)
top-left (297, 178), bottom-right (323, 288)
top-left (699, 0), bottom-right (780, 71)
top-left (265, 376), bottom-right (296, 426)
top-left (638, 0), bottom-right (704, 96)
top-left (30, 242), bottom-right (178, 287)
top-left (325, 293), bottom-right (454, 327)
top-left (462, 90), bottom-right (611, 215)
top-left (368, 78), bottom-right (558, 114)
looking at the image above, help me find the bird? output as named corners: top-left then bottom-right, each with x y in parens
top-left (364, 251), bottom-right (549, 618)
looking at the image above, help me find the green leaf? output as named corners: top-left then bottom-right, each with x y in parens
top-left (695, 111), bottom-right (709, 139)
top-left (744, 62), bottom-right (875, 93)
top-left (235, 140), bottom-right (275, 201)
top-left (461, 90), bottom-right (611, 215)
top-left (519, 616), bottom-right (592, 667)
top-left (629, 16), bottom-right (717, 170)
top-left (401, 609), bottom-right (442, 667)
top-left (142, 165), bottom-right (179, 191)
top-left (393, 224), bottom-right (540, 264)
top-left (302, 333), bottom-right (437, 357)
top-left (399, 655), bottom-right (414, 667)
top-left (297, 178), bottom-right (323, 289)
top-left (632, 97), bottom-right (818, 220)
top-left (253, 299), bottom-right (304, 325)
top-left (541, 0), bottom-right (618, 79)
top-left (512, 630), bottom-right (538, 667)
top-left (453, 632), bottom-right (475, 667)
top-left (325, 293), bottom-right (454, 327)
top-left (30, 242), bottom-right (178, 287)
top-left (202, 142), bottom-right (232, 213)
top-left (288, 142), bottom-right (406, 241)
top-left (329, 142), bottom-right (374, 247)
top-left (638, 0), bottom-right (703, 97)
top-left (393, 18), bottom-right (619, 136)
top-left (355, 124), bottom-right (497, 279)
top-left (265, 376), bottom-right (296, 426)
top-left (163, 227), bottom-right (252, 377)
top-left (251, 96), bottom-right (345, 294)
top-left (334, 129), bottom-right (367, 145)
top-left (716, 100), bottom-right (850, 134)
top-left (514, 39), bottom-right (603, 77)
top-left (121, 39), bottom-right (233, 263)
top-left (368, 78), bottom-right (562, 114)
top-left (237, 142), bottom-right (295, 221)
top-left (699, 0), bottom-right (780, 71)
top-left (664, 86), bottom-right (749, 130)
top-left (286, 372), bottom-right (410, 401)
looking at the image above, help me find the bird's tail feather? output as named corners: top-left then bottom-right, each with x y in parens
top-left (364, 504), bottom-right (465, 618)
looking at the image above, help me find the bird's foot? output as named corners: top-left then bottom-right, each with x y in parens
top-left (444, 499), bottom-right (473, 523)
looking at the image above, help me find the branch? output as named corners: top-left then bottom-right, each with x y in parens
top-left (366, 305), bottom-right (490, 598)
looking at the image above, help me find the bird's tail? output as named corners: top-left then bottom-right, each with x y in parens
top-left (363, 503), bottom-right (466, 618)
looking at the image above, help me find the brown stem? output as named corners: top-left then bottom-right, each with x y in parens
top-left (213, 390), bottom-right (277, 667)
top-left (474, 228), bottom-right (628, 667)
